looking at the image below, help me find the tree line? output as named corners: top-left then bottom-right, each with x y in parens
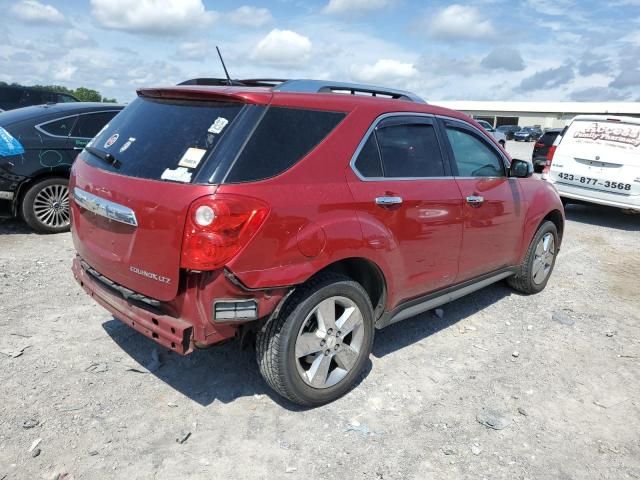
top-left (0, 81), bottom-right (117, 103)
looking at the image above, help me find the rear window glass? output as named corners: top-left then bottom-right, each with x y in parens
top-left (40, 116), bottom-right (77, 136)
top-left (224, 107), bottom-right (345, 183)
top-left (84, 97), bottom-right (243, 181)
top-left (354, 135), bottom-right (383, 177)
top-left (71, 111), bottom-right (119, 138)
top-left (562, 120), bottom-right (640, 151)
top-left (540, 132), bottom-right (558, 146)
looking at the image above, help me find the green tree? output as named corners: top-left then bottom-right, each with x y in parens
top-left (2, 82), bottom-right (117, 103)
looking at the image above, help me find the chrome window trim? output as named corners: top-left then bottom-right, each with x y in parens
top-left (73, 187), bottom-right (138, 227)
top-left (35, 110), bottom-right (121, 141)
top-left (349, 112), bottom-right (454, 182)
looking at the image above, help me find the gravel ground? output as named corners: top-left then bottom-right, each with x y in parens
top-left (1, 144), bottom-right (639, 479)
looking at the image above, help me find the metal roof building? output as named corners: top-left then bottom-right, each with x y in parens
top-left (433, 101), bottom-right (640, 129)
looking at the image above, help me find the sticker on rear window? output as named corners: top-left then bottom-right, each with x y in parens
top-left (177, 147), bottom-right (206, 169)
top-left (104, 133), bottom-right (119, 149)
top-left (208, 117), bottom-right (229, 134)
top-left (119, 137), bottom-right (136, 153)
top-left (161, 167), bottom-right (192, 183)
top-left (0, 127), bottom-right (25, 157)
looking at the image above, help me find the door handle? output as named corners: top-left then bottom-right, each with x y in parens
top-left (466, 195), bottom-right (484, 207)
top-left (375, 196), bottom-right (403, 207)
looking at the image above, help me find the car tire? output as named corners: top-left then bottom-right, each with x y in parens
top-left (507, 221), bottom-right (558, 295)
top-left (21, 177), bottom-right (70, 234)
top-left (256, 273), bottom-right (374, 407)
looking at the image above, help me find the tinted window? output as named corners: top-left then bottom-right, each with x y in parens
top-left (71, 111), bottom-right (119, 138)
top-left (446, 127), bottom-right (505, 177)
top-left (58, 94), bottom-right (78, 103)
top-left (376, 123), bottom-right (445, 178)
top-left (225, 107), bottom-right (345, 183)
top-left (84, 97), bottom-right (243, 181)
top-left (39, 116), bottom-right (77, 136)
top-left (540, 132), bottom-right (559, 146)
top-left (354, 135), bottom-right (383, 177)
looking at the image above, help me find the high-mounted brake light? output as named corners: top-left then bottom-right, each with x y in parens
top-left (181, 194), bottom-right (269, 271)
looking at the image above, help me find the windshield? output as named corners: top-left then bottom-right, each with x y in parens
top-left (83, 97), bottom-right (243, 182)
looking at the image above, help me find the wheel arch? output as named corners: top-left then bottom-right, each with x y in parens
top-left (542, 208), bottom-right (564, 245)
top-left (308, 257), bottom-right (387, 320)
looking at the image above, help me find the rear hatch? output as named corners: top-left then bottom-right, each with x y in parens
top-left (549, 117), bottom-right (640, 197)
top-left (70, 91), bottom-right (261, 301)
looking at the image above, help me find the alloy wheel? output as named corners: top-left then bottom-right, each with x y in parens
top-left (33, 184), bottom-right (70, 229)
top-left (295, 296), bottom-right (365, 389)
top-left (532, 232), bottom-right (555, 284)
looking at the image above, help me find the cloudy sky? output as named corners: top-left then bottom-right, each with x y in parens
top-left (1, 0), bottom-right (639, 103)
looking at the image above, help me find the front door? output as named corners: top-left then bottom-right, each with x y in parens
top-left (439, 118), bottom-right (524, 282)
top-left (346, 115), bottom-right (464, 308)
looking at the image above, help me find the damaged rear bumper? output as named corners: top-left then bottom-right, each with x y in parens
top-left (72, 256), bottom-right (194, 354)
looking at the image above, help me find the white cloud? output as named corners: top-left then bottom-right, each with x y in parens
top-left (53, 65), bottom-right (78, 81)
top-left (90, 0), bottom-right (218, 34)
top-left (227, 6), bottom-right (272, 27)
top-left (426, 4), bottom-right (495, 41)
top-left (174, 41), bottom-right (209, 61)
top-left (351, 59), bottom-right (418, 84)
top-left (62, 29), bottom-right (96, 48)
top-left (252, 29), bottom-right (312, 66)
top-left (323, 0), bottom-right (395, 15)
top-left (10, 0), bottom-right (65, 24)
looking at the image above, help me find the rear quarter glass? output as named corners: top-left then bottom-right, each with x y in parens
top-left (83, 97), bottom-right (243, 182)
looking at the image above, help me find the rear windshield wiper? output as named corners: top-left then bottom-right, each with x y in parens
top-left (85, 146), bottom-right (121, 168)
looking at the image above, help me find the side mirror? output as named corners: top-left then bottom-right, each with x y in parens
top-left (510, 159), bottom-right (533, 178)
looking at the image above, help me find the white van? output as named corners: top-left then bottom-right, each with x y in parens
top-left (546, 115), bottom-right (640, 211)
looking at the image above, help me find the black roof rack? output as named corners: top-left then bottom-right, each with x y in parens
top-left (177, 78), bottom-right (425, 103)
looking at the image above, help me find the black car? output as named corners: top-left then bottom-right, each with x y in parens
top-left (496, 124), bottom-right (521, 140)
top-left (0, 103), bottom-right (124, 233)
top-left (0, 85), bottom-right (79, 112)
top-left (532, 128), bottom-right (562, 173)
top-left (514, 126), bottom-right (543, 142)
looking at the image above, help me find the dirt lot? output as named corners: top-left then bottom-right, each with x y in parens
top-left (1, 157), bottom-right (639, 478)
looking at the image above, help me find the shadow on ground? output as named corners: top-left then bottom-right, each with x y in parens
top-left (103, 282), bottom-right (512, 408)
top-left (0, 219), bottom-right (34, 235)
top-left (564, 203), bottom-right (640, 231)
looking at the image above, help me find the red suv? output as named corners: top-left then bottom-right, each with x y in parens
top-left (70, 79), bottom-right (564, 406)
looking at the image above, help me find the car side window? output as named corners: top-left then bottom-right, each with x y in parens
top-left (39, 116), bottom-right (78, 137)
top-left (377, 123), bottom-right (445, 178)
top-left (445, 126), bottom-right (505, 177)
top-left (71, 112), bottom-right (118, 139)
top-left (354, 134), bottom-right (383, 177)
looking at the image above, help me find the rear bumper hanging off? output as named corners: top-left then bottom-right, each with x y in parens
top-left (72, 256), bottom-right (194, 354)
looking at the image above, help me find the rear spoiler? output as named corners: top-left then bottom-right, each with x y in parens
top-left (137, 86), bottom-right (272, 105)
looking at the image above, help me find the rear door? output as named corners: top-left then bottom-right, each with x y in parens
top-left (70, 96), bottom-right (246, 301)
top-left (439, 117), bottom-right (524, 281)
top-left (346, 114), bottom-right (463, 305)
top-left (549, 118), bottom-right (640, 197)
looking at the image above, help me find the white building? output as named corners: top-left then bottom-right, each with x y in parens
top-left (433, 101), bottom-right (640, 129)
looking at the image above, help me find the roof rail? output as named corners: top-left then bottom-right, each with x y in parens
top-left (273, 79), bottom-right (425, 103)
top-left (177, 78), bottom-right (425, 103)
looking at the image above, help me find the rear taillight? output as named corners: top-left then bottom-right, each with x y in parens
top-left (180, 194), bottom-right (269, 271)
top-left (534, 141), bottom-right (544, 149)
top-left (542, 145), bottom-right (557, 174)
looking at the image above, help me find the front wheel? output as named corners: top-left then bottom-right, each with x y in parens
top-left (507, 221), bottom-right (558, 294)
top-left (256, 273), bottom-right (374, 407)
top-left (21, 177), bottom-right (70, 234)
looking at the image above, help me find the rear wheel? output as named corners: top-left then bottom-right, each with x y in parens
top-left (508, 221), bottom-right (558, 294)
top-left (21, 177), bottom-right (70, 234)
top-left (256, 273), bottom-right (374, 407)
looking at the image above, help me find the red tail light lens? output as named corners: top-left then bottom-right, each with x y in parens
top-left (181, 194), bottom-right (269, 271)
top-left (534, 141), bottom-right (544, 149)
top-left (543, 145), bottom-right (557, 173)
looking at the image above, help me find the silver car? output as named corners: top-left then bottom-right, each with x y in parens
top-left (476, 119), bottom-right (506, 147)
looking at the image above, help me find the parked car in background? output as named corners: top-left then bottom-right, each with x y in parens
top-left (0, 102), bottom-right (124, 233)
top-left (476, 119), bottom-right (506, 147)
top-left (497, 124), bottom-right (521, 140)
top-left (514, 126), bottom-right (543, 142)
top-left (70, 78), bottom-right (564, 406)
top-left (546, 115), bottom-right (639, 211)
top-left (532, 128), bottom-right (562, 173)
top-left (0, 85), bottom-right (79, 112)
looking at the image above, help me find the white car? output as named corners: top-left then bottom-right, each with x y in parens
top-left (546, 115), bottom-right (639, 211)
top-left (476, 119), bottom-right (507, 147)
